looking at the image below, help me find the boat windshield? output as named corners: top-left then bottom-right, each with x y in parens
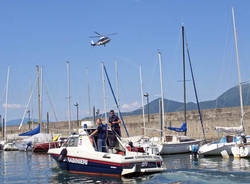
top-left (63, 137), bottom-right (79, 147)
top-left (220, 136), bottom-right (238, 143)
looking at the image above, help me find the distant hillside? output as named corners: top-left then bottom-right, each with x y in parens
top-left (123, 83), bottom-right (250, 116)
top-left (7, 84), bottom-right (250, 123)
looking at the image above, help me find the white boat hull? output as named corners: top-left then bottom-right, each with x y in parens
top-left (3, 143), bottom-right (19, 151)
top-left (48, 131), bottom-right (166, 177)
top-left (232, 144), bottom-right (250, 158)
top-left (198, 142), bottom-right (236, 156)
top-left (159, 140), bottom-right (201, 154)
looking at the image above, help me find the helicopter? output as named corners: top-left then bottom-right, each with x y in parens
top-left (89, 32), bottom-right (117, 47)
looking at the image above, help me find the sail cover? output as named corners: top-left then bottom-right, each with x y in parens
top-left (168, 122), bottom-right (187, 132)
top-left (215, 125), bottom-right (244, 134)
top-left (19, 124), bottom-right (40, 136)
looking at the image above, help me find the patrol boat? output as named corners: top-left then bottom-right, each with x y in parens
top-left (48, 128), bottom-right (166, 177)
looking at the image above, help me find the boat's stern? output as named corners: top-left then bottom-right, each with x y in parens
top-left (121, 154), bottom-right (166, 177)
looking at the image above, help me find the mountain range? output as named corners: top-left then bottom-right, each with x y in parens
top-left (122, 83), bottom-right (250, 116)
top-left (5, 84), bottom-right (250, 125)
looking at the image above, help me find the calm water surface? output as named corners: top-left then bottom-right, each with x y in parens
top-left (1, 151), bottom-right (250, 184)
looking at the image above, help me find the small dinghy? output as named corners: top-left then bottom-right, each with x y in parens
top-left (48, 128), bottom-right (166, 177)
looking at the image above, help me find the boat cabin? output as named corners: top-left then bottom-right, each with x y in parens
top-left (62, 128), bottom-right (127, 154)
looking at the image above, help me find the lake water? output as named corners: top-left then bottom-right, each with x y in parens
top-left (1, 151), bottom-right (250, 184)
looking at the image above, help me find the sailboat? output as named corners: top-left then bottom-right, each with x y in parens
top-left (230, 8), bottom-right (250, 158)
top-left (0, 68), bottom-right (9, 150)
top-left (2, 67), bottom-right (20, 151)
top-left (121, 64), bottom-right (161, 155)
top-left (14, 65), bottom-right (55, 152)
top-left (198, 7), bottom-right (248, 156)
top-left (122, 26), bottom-right (204, 155)
top-left (32, 64), bottom-right (69, 153)
top-left (150, 27), bottom-right (202, 154)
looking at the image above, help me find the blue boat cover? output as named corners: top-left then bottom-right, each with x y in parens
top-left (168, 122), bottom-right (187, 132)
top-left (19, 124), bottom-right (40, 136)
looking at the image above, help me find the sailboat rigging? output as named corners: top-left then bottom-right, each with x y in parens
top-left (198, 7), bottom-right (246, 156)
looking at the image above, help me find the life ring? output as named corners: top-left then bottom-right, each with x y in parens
top-left (58, 148), bottom-right (67, 162)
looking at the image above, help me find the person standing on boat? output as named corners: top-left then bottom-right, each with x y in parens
top-left (108, 110), bottom-right (121, 137)
top-left (88, 118), bottom-right (107, 152)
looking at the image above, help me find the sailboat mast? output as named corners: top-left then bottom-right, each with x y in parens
top-left (115, 61), bottom-right (120, 115)
top-left (158, 52), bottom-right (165, 139)
top-left (36, 65), bottom-right (41, 127)
top-left (182, 26), bottom-right (187, 136)
top-left (139, 65), bottom-right (146, 136)
top-left (31, 81), bottom-right (34, 129)
top-left (4, 66), bottom-right (10, 140)
top-left (40, 66), bottom-right (43, 128)
top-left (66, 61), bottom-right (71, 134)
top-left (85, 68), bottom-right (91, 117)
top-left (232, 7), bottom-right (244, 127)
top-left (101, 62), bottom-right (108, 123)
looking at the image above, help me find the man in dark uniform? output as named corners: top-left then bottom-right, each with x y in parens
top-left (108, 110), bottom-right (121, 136)
top-left (88, 118), bottom-right (107, 152)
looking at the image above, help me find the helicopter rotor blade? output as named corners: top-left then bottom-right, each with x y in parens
top-left (106, 33), bottom-right (117, 36)
top-left (94, 32), bottom-right (102, 36)
top-left (89, 36), bottom-right (100, 38)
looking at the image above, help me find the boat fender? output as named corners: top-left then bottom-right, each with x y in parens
top-left (58, 148), bottom-right (67, 162)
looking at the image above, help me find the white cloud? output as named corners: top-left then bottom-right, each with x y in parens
top-left (2, 104), bottom-right (23, 109)
top-left (121, 101), bottom-right (140, 112)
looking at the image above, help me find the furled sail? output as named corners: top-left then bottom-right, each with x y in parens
top-left (19, 124), bottom-right (40, 136)
top-left (168, 122), bottom-right (187, 132)
top-left (215, 125), bottom-right (244, 134)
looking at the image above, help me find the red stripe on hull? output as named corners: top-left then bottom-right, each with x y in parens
top-left (52, 153), bottom-right (129, 166)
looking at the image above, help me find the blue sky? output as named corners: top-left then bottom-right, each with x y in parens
top-left (0, 0), bottom-right (249, 123)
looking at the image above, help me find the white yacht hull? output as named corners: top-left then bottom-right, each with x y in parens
top-left (198, 142), bottom-right (236, 156)
top-left (159, 140), bottom-right (201, 154)
top-left (232, 144), bottom-right (250, 158)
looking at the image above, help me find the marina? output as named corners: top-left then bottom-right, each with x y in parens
top-left (2, 151), bottom-right (250, 183)
top-left (0, 0), bottom-right (250, 183)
